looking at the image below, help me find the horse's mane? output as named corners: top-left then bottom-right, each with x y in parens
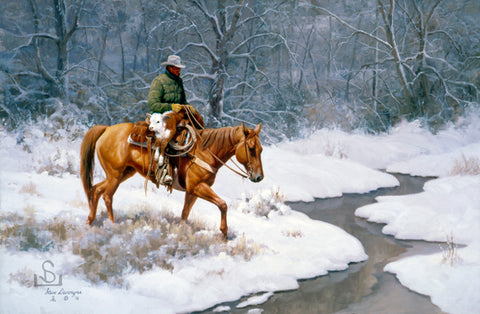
top-left (198, 126), bottom-right (239, 151)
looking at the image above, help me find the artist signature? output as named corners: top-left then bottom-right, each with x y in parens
top-left (34, 260), bottom-right (83, 302)
top-left (44, 287), bottom-right (82, 302)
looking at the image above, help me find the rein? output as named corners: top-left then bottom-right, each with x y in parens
top-left (204, 146), bottom-right (250, 179)
top-left (184, 107), bottom-right (250, 179)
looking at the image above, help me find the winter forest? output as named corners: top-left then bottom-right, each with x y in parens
top-left (1, 0), bottom-right (479, 141)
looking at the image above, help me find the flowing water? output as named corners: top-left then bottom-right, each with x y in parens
top-left (201, 174), bottom-right (446, 314)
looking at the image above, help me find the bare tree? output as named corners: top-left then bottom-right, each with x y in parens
top-left (29, 0), bottom-right (85, 100)
top-left (158, 0), bottom-right (293, 126)
top-left (312, 0), bottom-right (479, 128)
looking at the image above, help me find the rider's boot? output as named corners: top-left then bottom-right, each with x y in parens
top-left (155, 150), bottom-right (172, 186)
top-left (160, 167), bottom-right (173, 185)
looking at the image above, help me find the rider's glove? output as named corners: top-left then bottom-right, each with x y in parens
top-left (171, 103), bottom-right (182, 112)
top-left (172, 104), bottom-right (196, 114)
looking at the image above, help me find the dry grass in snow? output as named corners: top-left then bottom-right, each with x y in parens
top-left (1, 205), bottom-right (260, 288)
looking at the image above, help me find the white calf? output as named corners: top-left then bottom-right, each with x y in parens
top-left (146, 113), bottom-right (172, 165)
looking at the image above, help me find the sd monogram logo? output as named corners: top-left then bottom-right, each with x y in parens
top-left (34, 260), bottom-right (62, 287)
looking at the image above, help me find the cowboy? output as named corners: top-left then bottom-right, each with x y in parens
top-left (147, 54), bottom-right (195, 115)
top-left (147, 55), bottom-right (202, 186)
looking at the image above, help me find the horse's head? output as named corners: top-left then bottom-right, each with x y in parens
top-left (235, 123), bottom-right (264, 183)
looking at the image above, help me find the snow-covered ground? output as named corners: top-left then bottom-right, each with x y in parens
top-left (286, 116), bottom-right (480, 314)
top-left (1, 112), bottom-right (479, 313)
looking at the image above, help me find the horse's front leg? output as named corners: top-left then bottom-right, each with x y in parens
top-left (190, 182), bottom-right (228, 238)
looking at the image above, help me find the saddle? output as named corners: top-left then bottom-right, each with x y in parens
top-left (128, 112), bottom-right (198, 193)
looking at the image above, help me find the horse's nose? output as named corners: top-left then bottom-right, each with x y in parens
top-left (253, 174), bottom-right (263, 182)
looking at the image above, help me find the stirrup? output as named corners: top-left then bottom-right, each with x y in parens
top-left (161, 174), bottom-right (173, 185)
top-left (159, 168), bottom-right (173, 186)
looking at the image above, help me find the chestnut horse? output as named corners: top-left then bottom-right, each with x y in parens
top-left (80, 120), bottom-right (264, 238)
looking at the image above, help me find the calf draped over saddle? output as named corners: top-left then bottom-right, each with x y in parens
top-left (128, 120), bottom-right (167, 191)
top-left (127, 113), bottom-right (198, 192)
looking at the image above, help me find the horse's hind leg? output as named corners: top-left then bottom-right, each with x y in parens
top-left (87, 180), bottom-right (109, 225)
top-left (103, 168), bottom-right (136, 223)
top-left (87, 168), bottom-right (135, 225)
top-left (102, 178), bottom-right (120, 223)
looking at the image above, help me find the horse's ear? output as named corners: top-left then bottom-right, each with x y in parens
top-left (254, 123), bottom-right (262, 135)
top-left (242, 122), bottom-right (249, 137)
top-left (145, 113), bottom-right (151, 124)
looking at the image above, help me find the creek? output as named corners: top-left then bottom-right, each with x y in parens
top-left (202, 174), bottom-right (446, 313)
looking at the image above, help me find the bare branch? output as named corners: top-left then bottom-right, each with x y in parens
top-left (308, 4), bottom-right (392, 49)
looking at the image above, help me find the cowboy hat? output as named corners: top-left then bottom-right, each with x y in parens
top-left (160, 55), bottom-right (186, 68)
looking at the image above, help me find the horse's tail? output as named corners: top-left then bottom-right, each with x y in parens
top-left (80, 125), bottom-right (108, 203)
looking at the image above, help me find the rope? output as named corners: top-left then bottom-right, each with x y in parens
top-left (165, 124), bottom-right (196, 157)
top-left (144, 136), bottom-right (154, 195)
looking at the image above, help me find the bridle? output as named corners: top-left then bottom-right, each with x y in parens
top-left (243, 132), bottom-right (254, 179)
top-left (183, 106), bottom-right (252, 179)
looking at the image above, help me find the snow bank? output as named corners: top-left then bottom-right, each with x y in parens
top-left (355, 176), bottom-right (480, 244)
top-left (213, 146), bottom-right (399, 202)
top-left (387, 142), bottom-right (480, 177)
top-left (384, 245), bottom-right (480, 314)
top-left (355, 175), bottom-right (480, 314)
top-left (283, 117), bottom-right (480, 172)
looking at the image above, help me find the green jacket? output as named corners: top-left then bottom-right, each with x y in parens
top-left (147, 70), bottom-right (187, 113)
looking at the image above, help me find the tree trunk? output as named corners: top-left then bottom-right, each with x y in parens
top-left (53, 0), bottom-right (68, 100)
top-left (345, 13), bottom-right (363, 102)
top-left (208, 1), bottom-right (226, 119)
top-left (208, 0), bottom-right (242, 120)
top-left (327, 4), bottom-right (333, 77)
top-left (97, 30), bottom-right (108, 86)
top-left (378, 0), bottom-right (415, 110)
top-left (373, 3), bottom-right (379, 109)
top-left (119, 29), bottom-right (125, 82)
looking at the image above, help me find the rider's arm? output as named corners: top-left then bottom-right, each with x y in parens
top-left (147, 78), bottom-right (172, 113)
